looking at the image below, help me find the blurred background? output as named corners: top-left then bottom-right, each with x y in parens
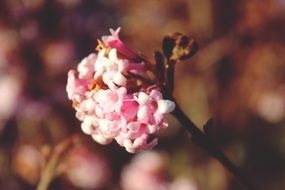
top-left (1, 0), bottom-right (285, 189)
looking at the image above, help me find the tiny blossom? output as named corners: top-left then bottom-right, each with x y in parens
top-left (101, 27), bottom-right (137, 59)
top-left (67, 28), bottom-right (175, 153)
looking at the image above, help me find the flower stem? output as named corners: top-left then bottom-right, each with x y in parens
top-left (171, 101), bottom-right (256, 190)
top-left (126, 72), bottom-right (156, 86)
top-left (166, 60), bottom-right (176, 95)
top-left (36, 135), bottom-right (78, 190)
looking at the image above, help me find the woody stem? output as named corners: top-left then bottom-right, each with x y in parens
top-left (164, 59), bottom-right (256, 190)
top-left (171, 102), bottom-right (256, 190)
top-left (36, 135), bottom-right (78, 190)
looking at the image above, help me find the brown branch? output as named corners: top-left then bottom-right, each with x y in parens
top-left (126, 72), bottom-right (156, 86)
top-left (36, 135), bottom-right (79, 190)
top-left (166, 60), bottom-right (176, 95)
top-left (171, 100), bottom-right (257, 190)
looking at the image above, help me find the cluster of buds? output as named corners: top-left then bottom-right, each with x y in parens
top-left (66, 28), bottom-right (176, 153)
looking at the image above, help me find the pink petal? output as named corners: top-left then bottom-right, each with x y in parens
top-left (121, 99), bottom-right (139, 121)
top-left (149, 90), bottom-right (162, 101)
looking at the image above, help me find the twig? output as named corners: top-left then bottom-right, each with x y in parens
top-left (171, 100), bottom-right (257, 190)
top-left (166, 60), bottom-right (176, 95)
top-left (36, 135), bottom-right (78, 190)
top-left (126, 72), bottom-right (156, 86)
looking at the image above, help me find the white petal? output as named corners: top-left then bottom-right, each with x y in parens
top-left (147, 125), bottom-right (156, 134)
top-left (75, 111), bottom-right (85, 121)
top-left (99, 119), bottom-right (112, 133)
top-left (81, 116), bottom-right (94, 134)
top-left (92, 134), bottom-right (112, 145)
top-left (112, 27), bottom-right (121, 35)
top-left (113, 72), bottom-right (127, 86)
top-left (137, 106), bottom-right (148, 121)
top-left (123, 139), bottom-right (133, 150)
top-left (133, 137), bottom-right (144, 148)
top-left (108, 48), bottom-right (118, 62)
top-left (83, 99), bottom-right (96, 113)
top-left (157, 100), bottom-right (175, 114)
top-left (137, 92), bottom-right (150, 105)
top-left (77, 57), bottom-right (87, 74)
top-left (118, 60), bottom-right (128, 72)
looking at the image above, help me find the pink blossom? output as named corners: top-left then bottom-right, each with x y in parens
top-left (66, 70), bottom-right (89, 102)
top-left (115, 89), bottom-right (175, 153)
top-left (12, 145), bottom-right (44, 185)
top-left (66, 28), bottom-right (175, 153)
top-left (120, 151), bottom-right (168, 190)
top-left (94, 48), bottom-right (129, 88)
top-left (77, 53), bottom-right (95, 79)
top-left (170, 177), bottom-right (198, 190)
top-left (66, 53), bottom-right (97, 102)
top-left (102, 27), bottom-right (137, 60)
top-left (137, 90), bottom-right (175, 125)
top-left (81, 87), bottom-right (128, 145)
top-left (121, 151), bottom-right (198, 190)
top-left (63, 147), bottom-right (110, 189)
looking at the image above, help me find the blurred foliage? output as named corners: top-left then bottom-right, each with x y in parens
top-left (1, 0), bottom-right (285, 189)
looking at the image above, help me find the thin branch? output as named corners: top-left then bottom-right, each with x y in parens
top-left (171, 100), bottom-right (257, 190)
top-left (36, 135), bottom-right (79, 190)
top-left (166, 60), bottom-right (176, 95)
top-left (126, 72), bottom-right (156, 86)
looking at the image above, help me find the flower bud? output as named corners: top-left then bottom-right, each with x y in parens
top-left (162, 33), bottom-right (198, 61)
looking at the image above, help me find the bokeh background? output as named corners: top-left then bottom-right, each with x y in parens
top-left (1, 0), bottom-right (285, 189)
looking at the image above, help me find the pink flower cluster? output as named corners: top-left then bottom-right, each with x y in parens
top-left (67, 28), bottom-right (175, 153)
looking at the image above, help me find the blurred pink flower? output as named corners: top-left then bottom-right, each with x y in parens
top-left (42, 41), bottom-right (75, 75)
top-left (121, 151), bottom-right (199, 190)
top-left (64, 147), bottom-right (110, 189)
top-left (12, 145), bottom-right (44, 185)
top-left (169, 177), bottom-right (198, 190)
top-left (0, 75), bottom-right (21, 126)
top-left (66, 28), bottom-right (175, 153)
top-left (121, 151), bottom-right (168, 190)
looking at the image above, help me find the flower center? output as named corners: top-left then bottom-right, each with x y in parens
top-left (88, 77), bottom-right (107, 91)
